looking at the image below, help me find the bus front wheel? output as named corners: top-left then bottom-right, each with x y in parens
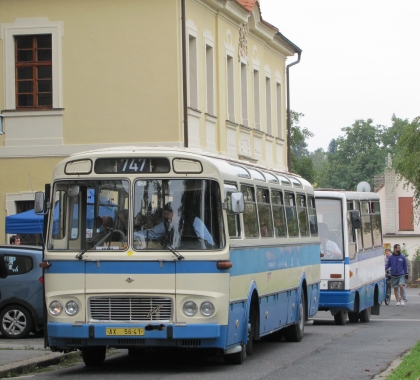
top-left (81, 346), bottom-right (106, 367)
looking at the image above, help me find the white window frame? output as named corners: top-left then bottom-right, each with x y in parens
top-left (240, 58), bottom-right (248, 127)
top-left (204, 31), bottom-right (215, 116)
top-left (186, 20), bottom-right (198, 110)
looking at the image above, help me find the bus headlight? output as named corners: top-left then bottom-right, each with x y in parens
top-left (49, 300), bottom-right (63, 316)
top-left (65, 300), bottom-right (79, 316)
top-left (328, 281), bottom-right (345, 290)
top-left (200, 301), bottom-right (215, 317)
top-left (183, 301), bottom-right (198, 316)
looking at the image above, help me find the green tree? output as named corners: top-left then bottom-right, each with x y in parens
top-left (317, 119), bottom-right (386, 190)
top-left (392, 116), bottom-right (420, 220)
top-left (289, 111), bottom-right (316, 183)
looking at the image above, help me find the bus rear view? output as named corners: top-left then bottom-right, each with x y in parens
top-left (314, 190), bottom-right (386, 325)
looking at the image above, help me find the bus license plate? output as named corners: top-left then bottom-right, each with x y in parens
top-left (105, 328), bottom-right (144, 336)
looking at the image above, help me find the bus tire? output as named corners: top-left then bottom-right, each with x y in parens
top-left (334, 311), bottom-right (348, 326)
top-left (359, 307), bottom-right (371, 323)
top-left (224, 344), bottom-right (246, 365)
top-left (81, 346), bottom-right (106, 367)
top-left (348, 312), bottom-right (359, 323)
top-left (284, 291), bottom-right (305, 342)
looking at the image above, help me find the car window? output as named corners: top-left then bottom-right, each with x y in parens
top-left (4, 255), bottom-right (33, 275)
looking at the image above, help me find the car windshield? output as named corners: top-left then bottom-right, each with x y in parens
top-left (133, 179), bottom-right (225, 251)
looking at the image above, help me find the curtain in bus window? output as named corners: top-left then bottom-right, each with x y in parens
top-left (257, 188), bottom-right (273, 237)
top-left (271, 190), bottom-right (286, 237)
top-left (347, 213), bottom-right (357, 259)
top-left (284, 192), bottom-right (299, 237)
top-left (241, 185), bottom-right (258, 238)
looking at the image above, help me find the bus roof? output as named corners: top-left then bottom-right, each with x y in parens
top-left (314, 190), bottom-right (379, 201)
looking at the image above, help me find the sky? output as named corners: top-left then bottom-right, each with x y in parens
top-left (260, 0), bottom-right (420, 152)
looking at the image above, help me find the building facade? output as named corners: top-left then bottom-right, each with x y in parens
top-left (377, 161), bottom-right (420, 260)
top-left (0, 0), bottom-right (300, 243)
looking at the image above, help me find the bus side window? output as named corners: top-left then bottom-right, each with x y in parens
top-left (226, 190), bottom-right (240, 238)
top-left (360, 201), bottom-right (373, 249)
top-left (297, 194), bottom-right (309, 237)
top-left (241, 185), bottom-right (259, 238)
top-left (271, 190), bottom-right (287, 238)
top-left (347, 212), bottom-right (357, 259)
top-left (257, 188), bottom-right (273, 237)
top-left (308, 196), bottom-right (318, 236)
top-left (371, 201), bottom-right (382, 247)
top-left (284, 192), bottom-right (299, 237)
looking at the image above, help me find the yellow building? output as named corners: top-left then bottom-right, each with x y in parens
top-left (0, 0), bottom-right (300, 243)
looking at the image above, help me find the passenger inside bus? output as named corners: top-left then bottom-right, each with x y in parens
top-left (134, 202), bottom-right (214, 249)
top-left (320, 231), bottom-right (342, 259)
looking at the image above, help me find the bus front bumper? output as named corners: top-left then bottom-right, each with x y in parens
top-left (318, 290), bottom-right (354, 311)
top-left (47, 322), bottom-right (227, 350)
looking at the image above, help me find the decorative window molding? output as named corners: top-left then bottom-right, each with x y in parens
top-left (204, 31), bottom-right (215, 117)
top-left (1, 17), bottom-right (63, 110)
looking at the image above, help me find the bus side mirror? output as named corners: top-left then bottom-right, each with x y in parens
top-left (34, 192), bottom-right (45, 214)
top-left (230, 192), bottom-right (245, 214)
top-left (0, 255), bottom-right (8, 279)
top-left (350, 210), bottom-right (361, 229)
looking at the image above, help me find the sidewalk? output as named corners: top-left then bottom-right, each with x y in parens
top-left (0, 337), bottom-right (65, 378)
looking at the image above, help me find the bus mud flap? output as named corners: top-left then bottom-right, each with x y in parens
top-left (371, 303), bottom-right (380, 315)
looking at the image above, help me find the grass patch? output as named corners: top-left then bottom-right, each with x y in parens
top-left (387, 340), bottom-right (420, 379)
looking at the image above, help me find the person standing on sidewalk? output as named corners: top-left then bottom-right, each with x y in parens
top-left (385, 244), bottom-right (408, 305)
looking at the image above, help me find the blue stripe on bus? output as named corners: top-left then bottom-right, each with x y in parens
top-left (46, 260), bottom-right (227, 274)
top-left (230, 244), bottom-right (320, 277)
top-left (322, 257), bottom-right (350, 264)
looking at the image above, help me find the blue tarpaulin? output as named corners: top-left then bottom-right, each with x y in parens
top-left (5, 209), bottom-right (44, 234)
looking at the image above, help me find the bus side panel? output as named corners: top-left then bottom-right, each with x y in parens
top-left (229, 244), bottom-right (320, 338)
top-left (226, 301), bottom-right (246, 347)
top-left (307, 282), bottom-right (320, 317)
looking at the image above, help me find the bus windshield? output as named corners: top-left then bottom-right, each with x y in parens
top-left (133, 179), bottom-right (225, 251)
top-left (47, 178), bottom-right (225, 252)
top-left (315, 198), bottom-right (344, 260)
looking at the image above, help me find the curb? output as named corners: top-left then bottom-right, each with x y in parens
top-left (0, 352), bottom-right (65, 379)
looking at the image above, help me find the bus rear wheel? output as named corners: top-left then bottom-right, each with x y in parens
top-left (334, 311), bottom-right (348, 325)
top-left (81, 346), bottom-right (106, 367)
top-left (284, 291), bottom-right (305, 342)
top-left (359, 307), bottom-right (371, 323)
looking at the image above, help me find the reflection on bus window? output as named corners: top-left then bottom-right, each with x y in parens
top-left (225, 184), bottom-right (240, 238)
top-left (241, 185), bottom-right (258, 238)
top-left (132, 179), bottom-right (225, 251)
top-left (297, 194), bottom-right (309, 237)
top-left (257, 188), bottom-right (273, 237)
top-left (284, 192), bottom-right (299, 237)
top-left (315, 198), bottom-right (344, 260)
top-left (271, 190), bottom-right (286, 237)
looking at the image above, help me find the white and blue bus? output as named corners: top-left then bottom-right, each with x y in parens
top-left (314, 190), bottom-right (386, 325)
top-left (36, 147), bottom-right (321, 365)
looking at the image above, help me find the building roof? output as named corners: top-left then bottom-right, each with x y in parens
top-left (236, 0), bottom-right (257, 12)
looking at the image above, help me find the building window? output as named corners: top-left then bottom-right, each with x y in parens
top-left (241, 62), bottom-right (248, 126)
top-left (276, 82), bottom-right (282, 138)
top-left (266, 77), bottom-right (271, 135)
top-left (253, 70), bottom-right (260, 129)
top-left (188, 35), bottom-right (198, 110)
top-left (399, 197), bottom-right (414, 231)
top-left (227, 55), bottom-right (234, 122)
top-left (15, 34), bottom-right (52, 109)
top-left (205, 45), bottom-right (214, 115)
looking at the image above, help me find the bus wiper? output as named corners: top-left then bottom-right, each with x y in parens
top-left (147, 230), bottom-right (184, 260)
top-left (76, 230), bottom-right (113, 260)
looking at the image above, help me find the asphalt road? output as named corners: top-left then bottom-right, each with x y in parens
top-left (6, 288), bottom-right (420, 380)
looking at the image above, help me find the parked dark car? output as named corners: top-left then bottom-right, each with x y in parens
top-left (0, 245), bottom-right (43, 339)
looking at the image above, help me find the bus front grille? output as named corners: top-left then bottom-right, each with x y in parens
top-left (89, 297), bottom-right (173, 322)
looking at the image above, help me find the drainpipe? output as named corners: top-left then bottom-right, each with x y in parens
top-left (286, 51), bottom-right (301, 171)
top-left (181, 0), bottom-right (188, 147)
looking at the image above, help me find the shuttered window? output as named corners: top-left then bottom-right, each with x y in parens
top-left (399, 197), bottom-right (414, 231)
